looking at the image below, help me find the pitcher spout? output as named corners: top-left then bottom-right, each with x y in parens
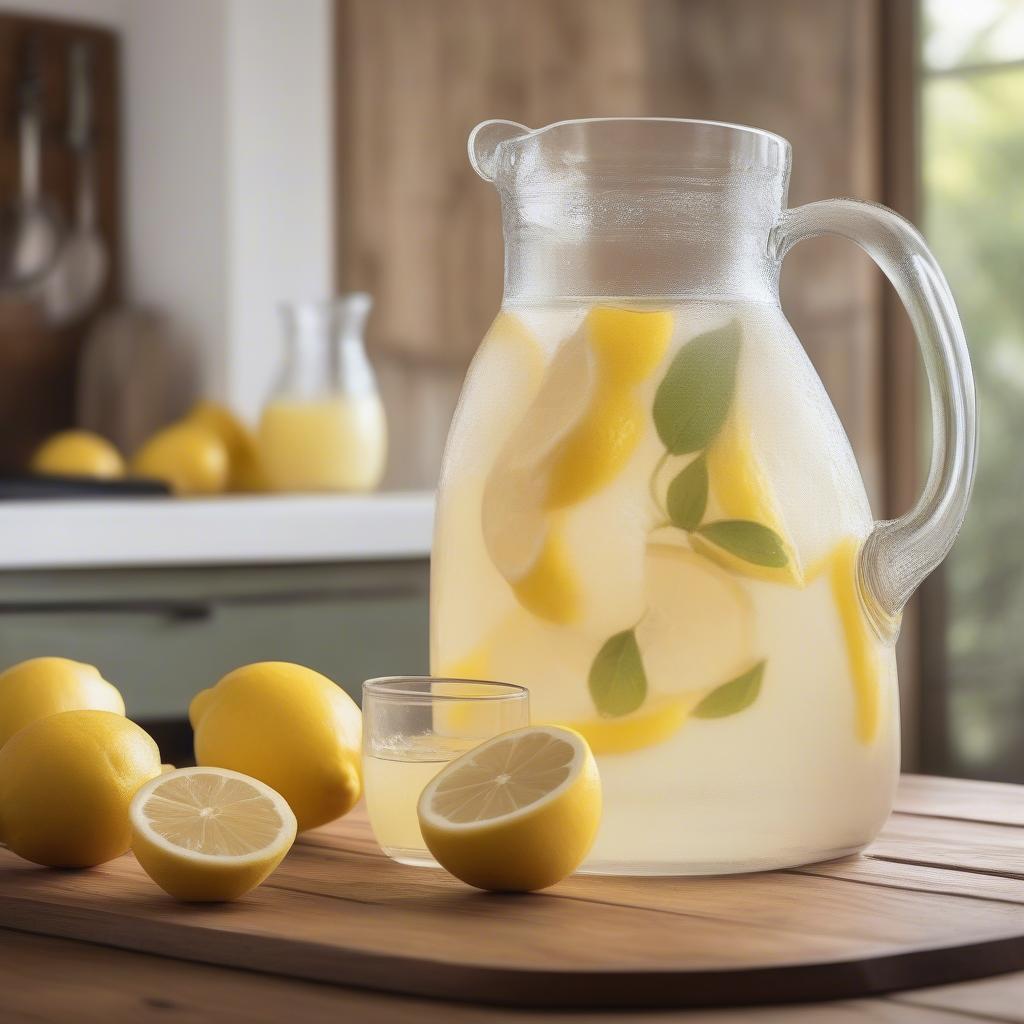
top-left (469, 120), bottom-right (530, 182)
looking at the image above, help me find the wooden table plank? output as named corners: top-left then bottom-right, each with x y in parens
top-left (0, 929), bottom-right (1000, 1024)
top-left (893, 971), bottom-right (1024, 1023)
top-left (896, 775), bottom-right (1024, 828)
top-left (795, 856), bottom-right (1024, 906)
top-left (1, 777), bottom-right (1023, 1010)
top-left (871, 815), bottom-right (1024, 879)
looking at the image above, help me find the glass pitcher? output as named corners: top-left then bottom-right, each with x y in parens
top-left (431, 118), bottom-right (976, 875)
top-left (258, 296), bottom-right (387, 493)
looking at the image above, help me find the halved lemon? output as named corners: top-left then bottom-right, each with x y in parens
top-left (418, 725), bottom-right (601, 891)
top-left (130, 767), bottom-right (297, 902)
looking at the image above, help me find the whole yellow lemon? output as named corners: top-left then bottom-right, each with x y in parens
top-left (131, 422), bottom-right (229, 496)
top-left (187, 401), bottom-right (268, 492)
top-left (190, 662), bottom-right (362, 831)
top-left (31, 430), bottom-right (125, 479)
top-left (0, 657), bottom-right (125, 749)
top-left (0, 710), bottom-right (162, 867)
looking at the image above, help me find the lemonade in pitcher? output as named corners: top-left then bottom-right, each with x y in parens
top-left (431, 119), bottom-right (976, 874)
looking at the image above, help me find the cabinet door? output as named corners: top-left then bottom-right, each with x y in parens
top-left (0, 561), bottom-right (429, 720)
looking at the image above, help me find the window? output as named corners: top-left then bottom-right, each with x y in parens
top-left (921, 0), bottom-right (1024, 777)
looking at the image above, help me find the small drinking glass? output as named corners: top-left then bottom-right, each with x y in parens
top-left (362, 677), bottom-right (529, 866)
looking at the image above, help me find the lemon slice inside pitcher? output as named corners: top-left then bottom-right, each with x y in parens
top-left (636, 544), bottom-right (756, 697)
top-left (482, 307), bottom-right (672, 624)
top-left (820, 537), bottom-right (884, 744)
top-left (700, 409), bottom-right (804, 586)
top-left (472, 542), bottom-right (755, 755)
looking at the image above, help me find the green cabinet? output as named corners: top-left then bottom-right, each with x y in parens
top-left (0, 560), bottom-right (429, 722)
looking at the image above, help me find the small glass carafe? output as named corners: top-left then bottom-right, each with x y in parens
top-left (258, 296), bottom-right (387, 493)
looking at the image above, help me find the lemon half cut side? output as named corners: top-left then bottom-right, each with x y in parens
top-left (130, 766), bottom-right (297, 901)
top-left (418, 725), bottom-right (601, 892)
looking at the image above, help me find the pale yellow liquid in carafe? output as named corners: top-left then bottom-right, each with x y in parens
top-left (259, 395), bottom-right (386, 492)
top-left (431, 299), bottom-right (899, 874)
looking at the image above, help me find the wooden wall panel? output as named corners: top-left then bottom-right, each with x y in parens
top-left (335, 0), bottom-right (649, 486)
top-left (335, 0), bottom-right (888, 501)
top-left (644, 0), bottom-right (885, 508)
top-left (337, 0), bottom-right (648, 363)
top-left (0, 13), bottom-right (120, 471)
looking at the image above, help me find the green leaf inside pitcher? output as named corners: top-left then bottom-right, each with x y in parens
top-left (589, 629), bottom-right (647, 717)
top-left (653, 319), bottom-right (741, 454)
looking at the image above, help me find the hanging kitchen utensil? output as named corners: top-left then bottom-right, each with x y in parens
top-left (39, 39), bottom-right (107, 323)
top-left (0, 33), bottom-right (63, 290)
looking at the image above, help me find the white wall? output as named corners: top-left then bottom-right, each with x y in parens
top-left (225, 0), bottom-right (334, 420)
top-left (1, 0), bottom-right (335, 422)
top-left (124, 0), bottom-right (229, 397)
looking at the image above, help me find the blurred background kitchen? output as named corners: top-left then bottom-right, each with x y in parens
top-left (0, 0), bottom-right (1020, 777)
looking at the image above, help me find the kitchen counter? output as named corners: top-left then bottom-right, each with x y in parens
top-left (0, 492), bottom-right (435, 570)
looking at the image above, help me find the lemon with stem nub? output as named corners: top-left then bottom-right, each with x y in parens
top-left (0, 656), bottom-right (125, 749)
top-left (190, 662), bottom-right (362, 831)
top-left (418, 725), bottom-right (601, 891)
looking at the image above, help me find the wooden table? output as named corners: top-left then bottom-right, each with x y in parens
top-left (3, 774), bottom-right (1024, 1022)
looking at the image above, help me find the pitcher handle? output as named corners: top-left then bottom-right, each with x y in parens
top-left (771, 199), bottom-right (977, 629)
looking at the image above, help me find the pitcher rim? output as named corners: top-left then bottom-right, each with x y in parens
top-left (469, 116), bottom-right (791, 182)
top-left (516, 116), bottom-right (788, 147)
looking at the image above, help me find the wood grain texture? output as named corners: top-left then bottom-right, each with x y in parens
top-left (335, 0), bottom-right (893, 495)
top-left (895, 774), bottom-right (1024, 827)
top-left (1, 777), bottom-right (1024, 1010)
top-left (0, 930), bottom-right (996, 1024)
top-left (0, 12), bottom-right (120, 471)
top-left (644, 0), bottom-right (886, 507)
top-left (868, 816), bottom-right (1024, 879)
top-left (894, 970), bottom-right (1024, 1024)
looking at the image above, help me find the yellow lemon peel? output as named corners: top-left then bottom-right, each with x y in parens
top-left (704, 409), bottom-right (803, 586)
top-left (484, 307), bottom-right (673, 624)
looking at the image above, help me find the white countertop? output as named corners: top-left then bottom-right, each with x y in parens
top-left (0, 492), bottom-right (435, 570)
